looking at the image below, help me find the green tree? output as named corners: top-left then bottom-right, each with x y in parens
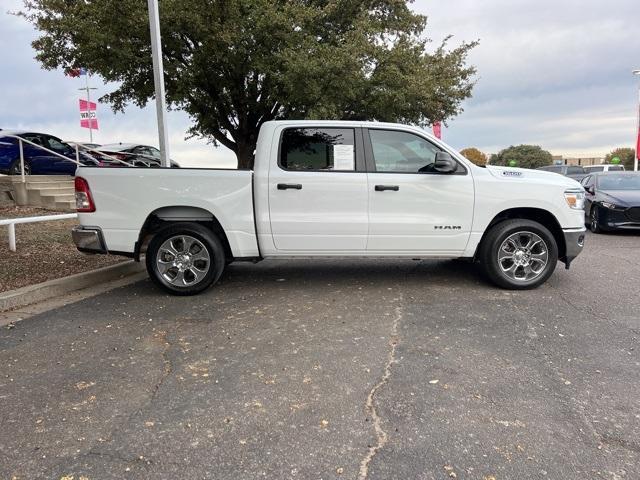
top-left (604, 147), bottom-right (636, 170)
top-left (460, 147), bottom-right (487, 166)
top-left (20, 0), bottom-right (477, 168)
top-left (489, 145), bottom-right (553, 169)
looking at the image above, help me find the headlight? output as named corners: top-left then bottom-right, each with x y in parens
top-left (601, 201), bottom-right (622, 210)
top-left (564, 190), bottom-right (585, 210)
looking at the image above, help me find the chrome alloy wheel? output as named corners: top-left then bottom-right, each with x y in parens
top-left (156, 235), bottom-right (210, 287)
top-left (497, 231), bottom-right (549, 282)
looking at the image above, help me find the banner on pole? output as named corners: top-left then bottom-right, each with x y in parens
top-left (432, 122), bottom-right (442, 139)
top-left (79, 99), bottom-right (98, 130)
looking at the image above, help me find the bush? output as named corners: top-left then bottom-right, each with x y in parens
top-left (489, 145), bottom-right (553, 169)
top-left (460, 147), bottom-right (487, 166)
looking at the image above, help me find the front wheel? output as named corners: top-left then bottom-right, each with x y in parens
top-left (145, 223), bottom-right (226, 295)
top-left (589, 207), bottom-right (601, 233)
top-left (479, 219), bottom-right (558, 290)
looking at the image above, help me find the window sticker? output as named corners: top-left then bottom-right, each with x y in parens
top-left (333, 144), bottom-right (354, 171)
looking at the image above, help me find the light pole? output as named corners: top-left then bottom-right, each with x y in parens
top-left (633, 69), bottom-right (640, 172)
top-left (148, 0), bottom-right (171, 168)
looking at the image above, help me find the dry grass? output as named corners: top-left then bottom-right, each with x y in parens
top-left (0, 206), bottom-right (125, 293)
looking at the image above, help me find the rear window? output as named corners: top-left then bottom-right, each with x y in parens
top-left (608, 165), bottom-right (624, 171)
top-left (586, 166), bottom-right (604, 172)
top-left (280, 128), bottom-right (356, 171)
top-left (567, 166), bottom-right (585, 174)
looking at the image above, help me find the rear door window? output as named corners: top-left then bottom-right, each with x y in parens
top-left (280, 128), bottom-right (356, 171)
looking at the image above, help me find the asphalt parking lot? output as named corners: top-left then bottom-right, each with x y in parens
top-left (1, 231), bottom-right (639, 480)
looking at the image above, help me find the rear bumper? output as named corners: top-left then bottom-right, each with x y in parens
top-left (72, 226), bottom-right (107, 254)
top-left (561, 227), bottom-right (586, 268)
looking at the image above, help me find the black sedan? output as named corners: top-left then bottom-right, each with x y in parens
top-left (581, 172), bottom-right (640, 233)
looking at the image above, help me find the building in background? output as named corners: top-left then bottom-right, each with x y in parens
top-left (552, 155), bottom-right (604, 167)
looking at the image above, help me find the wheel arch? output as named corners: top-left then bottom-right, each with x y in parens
top-left (475, 207), bottom-right (566, 260)
top-left (135, 206), bottom-right (232, 261)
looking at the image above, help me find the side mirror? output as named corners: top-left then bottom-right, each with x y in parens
top-left (433, 152), bottom-right (457, 174)
top-left (584, 186), bottom-right (594, 194)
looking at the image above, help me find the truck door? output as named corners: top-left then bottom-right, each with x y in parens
top-left (268, 126), bottom-right (368, 252)
top-left (364, 128), bottom-right (474, 254)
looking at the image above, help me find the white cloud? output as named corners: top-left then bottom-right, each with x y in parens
top-left (415, 0), bottom-right (640, 156)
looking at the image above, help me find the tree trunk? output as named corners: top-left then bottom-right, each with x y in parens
top-left (235, 142), bottom-right (256, 170)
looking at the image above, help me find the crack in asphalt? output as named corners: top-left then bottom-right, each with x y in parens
top-left (358, 298), bottom-right (403, 480)
top-left (59, 329), bottom-right (176, 474)
top-left (150, 329), bottom-right (173, 402)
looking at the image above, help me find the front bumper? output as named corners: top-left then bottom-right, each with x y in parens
top-left (561, 227), bottom-right (586, 269)
top-left (597, 207), bottom-right (640, 230)
top-left (72, 226), bottom-right (107, 254)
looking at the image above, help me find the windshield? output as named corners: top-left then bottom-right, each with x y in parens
top-left (597, 175), bottom-right (640, 190)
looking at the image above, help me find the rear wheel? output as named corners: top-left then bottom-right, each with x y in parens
top-left (9, 159), bottom-right (31, 175)
top-left (146, 223), bottom-right (226, 295)
top-left (479, 219), bottom-right (558, 290)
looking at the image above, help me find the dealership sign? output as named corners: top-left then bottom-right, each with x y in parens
top-left (79, 99), bottom-right (98, 130)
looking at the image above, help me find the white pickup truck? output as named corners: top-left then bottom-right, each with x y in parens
top-left (72, 120), bottom-right (586, 295)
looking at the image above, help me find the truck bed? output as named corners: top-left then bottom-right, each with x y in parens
top-left (76, 166), bottom-right (259, 257)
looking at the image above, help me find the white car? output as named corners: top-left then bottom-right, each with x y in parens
top-left (583, 164), bottom-right (625, 173)
top-left (72, 120), bottom-right (586, 295)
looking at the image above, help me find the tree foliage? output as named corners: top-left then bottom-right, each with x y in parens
top-left (20, 0), bottom-right (478, 168)
top-left (604, 147), bottom-right (636, 170)
top-left (489, 145), bottom-right (553, 169)
top-left (460, 147), bottom-right (487, 166)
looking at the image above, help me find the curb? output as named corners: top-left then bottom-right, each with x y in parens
top-left (0, 260), bottom-right (146, 312)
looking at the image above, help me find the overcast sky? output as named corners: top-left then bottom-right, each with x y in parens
top-left (1, 0), bottom-right (639, 167)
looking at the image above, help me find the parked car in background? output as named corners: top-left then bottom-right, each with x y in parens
top-left (96, 143), bottom-right (179, 168)
top-left (583, 164), bottom-right (625, 173)
top-left (581, 172), bottom-right (640, 233)
top-left (537, 165), bottom-right (587, 181)
top-left (0, 130), bottom-right (99, 175)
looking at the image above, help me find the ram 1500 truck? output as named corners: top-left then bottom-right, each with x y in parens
top-left (72, 120), bottom-right (586, 295)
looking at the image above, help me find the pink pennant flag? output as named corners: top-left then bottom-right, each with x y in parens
top-left (79, 99), bottom-right (98, 130)
top-left (432, 122), bottom-right (442, 139)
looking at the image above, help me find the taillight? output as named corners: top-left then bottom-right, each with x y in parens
top-left (75, 176), bottom-right (96, 212)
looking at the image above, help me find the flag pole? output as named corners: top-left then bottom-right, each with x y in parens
top-left (86, 72), bottom-right (93, 143)
top-left (148, 0), bottom-right (171, 168)
top-left (633, 69), bottom-right (640, 172)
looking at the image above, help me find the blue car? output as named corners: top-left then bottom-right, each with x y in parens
top-left (0, 130), bottom-right (98, 176)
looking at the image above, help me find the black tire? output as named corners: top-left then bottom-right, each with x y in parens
top-left (478, 219), bottom-right (559, 290)
top-left (145, 222), bottom-right (226, 296)
top-left (9, 159), bottom-right (31, 175)
top-left (589, 207), bottom-right (601, 234)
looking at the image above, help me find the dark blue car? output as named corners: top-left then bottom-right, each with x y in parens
top-left (0, 130), bottom-right (98, 176)
top-left (581, 172), bottom-right (640, 233)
